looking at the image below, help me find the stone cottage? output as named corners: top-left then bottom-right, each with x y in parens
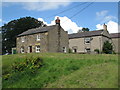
top-left (16, 17), bottom-right (69, 53)
top-left (69, 24), bottom-right (112, 53)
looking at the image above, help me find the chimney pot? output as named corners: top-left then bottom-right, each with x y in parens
top-left (55, 17), bottom-right (60, 25)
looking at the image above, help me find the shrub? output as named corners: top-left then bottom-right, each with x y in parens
top-left (3, 74), bottom-right (11, 80)
top-left (102, 41), bottom-right (113, 54)
top-left (94, 49), bottom-right (100, 54)
top-left (4, 57), bottom-right (44, 80)
top-left (68, 48), bottom-right (72, 53)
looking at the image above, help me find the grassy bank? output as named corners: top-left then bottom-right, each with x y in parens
top-left (2, 53), bottom-right (118, 88)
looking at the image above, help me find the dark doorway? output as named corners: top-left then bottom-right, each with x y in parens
top-left (74, 49), bottom-right (77, 53)
top-left (29, 46), bottom-right (32, 53)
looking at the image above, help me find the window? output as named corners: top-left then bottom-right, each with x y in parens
top-left (85, 48), bottom-right (91, 53)
top-left (63, 47), bottom-right (66, 53)
top-left (21, 47), bottom-right (24, 53)
top-left (36, 46), bottom-right (40, 53)
top-left (21, 37), bottom-right (25, 42)
top-left (37, 34), bottom-right (40, 41)
top-left (84, 38), bottom-right (91, 44)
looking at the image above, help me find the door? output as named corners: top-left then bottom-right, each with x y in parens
top-left (74, 49), bottom-right (77, 53)
top-left (29, 46), bottom-right (32, 53)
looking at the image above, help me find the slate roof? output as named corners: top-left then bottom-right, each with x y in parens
top-left (110, 33), bottom-right (120, 38)
top-left (69, 30), bottom-right (104, 39)
top-left (17, 25), bottom-right (56, 37)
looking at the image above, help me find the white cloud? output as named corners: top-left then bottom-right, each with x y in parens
top-left (96, 21), bottom-right (119, 33)
top-left (96, 10), bottom-right (108, 17)
top-left (96, 10), bottom-right (117, 23)
top-left (96, 24), bottom-right (103, 30)
top-left (22, 2), bottom-right (71, 11)
top-left (38, 18), bottom-right (48, 25)
top-left (103, 16), bottom-right (117, 22)
top-left (3, 1), bottom-right (71, 11)
top-left (38, 16), bottom-right (82, 34)
top-left (0, 19), bottom-right (2, 22)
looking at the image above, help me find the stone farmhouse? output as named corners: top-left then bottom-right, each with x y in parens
top-left (69, 24), bottom-right (109, 53)
top-left (16, 17), bottom-right (120, 54)
top-left (16, 17), bottom-right (69, 53)
top-left (69, 24), bottom-right (120, 54)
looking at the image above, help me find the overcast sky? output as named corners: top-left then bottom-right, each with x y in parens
top-left (1, 0), bottom-right (119, 34)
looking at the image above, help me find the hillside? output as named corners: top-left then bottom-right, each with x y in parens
top-left (2, 53), bottom-right (118, 88)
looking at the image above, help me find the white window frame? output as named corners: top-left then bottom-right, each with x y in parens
top-left (37, 34), bottom-right (40, 41)
top-left (63, 47), bottom-right (66, 53)
top-left (85, 48), bottom-right (91, 53)
top-left (21, 37), bottom-right (25, 42)
top-left (21, 47), bottom-right (24, 53)
top-left (84, 38), bottom-right (91, 44)
top-left (36, 46), bottom-right (40, 53)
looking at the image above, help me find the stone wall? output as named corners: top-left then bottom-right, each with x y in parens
top-left (48, 25), bottom-right (69, 53)
top-left (59, 27), bottom-right (69, 52)
top-left (48, 26), bottom-right (59, 52)
top-left (69, 35), bottom-right (111, 53)
top-left (16, 32), bottom-right (48, 53)
top-left (112, 38), bottom-right (120, 53)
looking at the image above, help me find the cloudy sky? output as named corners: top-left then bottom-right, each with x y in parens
top-left (1, 0), bottom-right (119, 34)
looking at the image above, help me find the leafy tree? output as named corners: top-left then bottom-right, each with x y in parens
top-left (2, 17), bottom-right (45, 54)
top-left (82, 28), bottom-right (89, 32)
top-left (102, 41), bottom-right (113, 54)
top-left (77, 28), bottom-right (89, 33)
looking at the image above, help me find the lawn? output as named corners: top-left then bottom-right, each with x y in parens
top-left (2, 53), bottom-right (118, 88)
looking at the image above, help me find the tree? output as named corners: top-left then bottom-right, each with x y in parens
top-left (102, 41), bottom-right (113, 54)
top-left (2, 17), bottom-right (45, 54)
top-left (82, 28), bottom-right (89, 32)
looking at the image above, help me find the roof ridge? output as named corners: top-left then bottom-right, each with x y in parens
top-left (17, 25), bottom-right (57, 37)
top-left (69, 29), bottom-right (104, 35)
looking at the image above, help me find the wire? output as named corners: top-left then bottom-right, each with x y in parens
top-left (61, 1), bottom-right (95, 24)
top-left (45, 2), bottom-right (89, 18)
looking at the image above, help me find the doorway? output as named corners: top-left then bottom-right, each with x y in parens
top-left (73, 49), bottom-right (77, 53)
top-left (28, 46), bottom-right (32, 53)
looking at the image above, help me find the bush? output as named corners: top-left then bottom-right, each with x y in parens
top-left (69, 48), bottom-right (72, 53)
top-left (102, 41), bottom-right (113, 54)
top-left (94, 49), bottom-right (100, 54)
top-left (4, 57), bottom-right (43, 80)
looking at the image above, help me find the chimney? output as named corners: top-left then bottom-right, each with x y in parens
top-left (103, 23), bottom-right (107, 30)
top-left (55, 17), bottom-right (60, 25)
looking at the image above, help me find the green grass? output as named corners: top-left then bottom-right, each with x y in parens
top-left (2, 53), bottom-right (118, 88)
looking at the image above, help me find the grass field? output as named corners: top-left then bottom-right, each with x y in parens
top-left (2, 53), bottom-right (118, 88)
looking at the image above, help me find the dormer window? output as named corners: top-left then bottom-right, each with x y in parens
top-left (37, 34), bottom-right (40, 41)
top-left (21, 37), bottom-right (25, 42)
